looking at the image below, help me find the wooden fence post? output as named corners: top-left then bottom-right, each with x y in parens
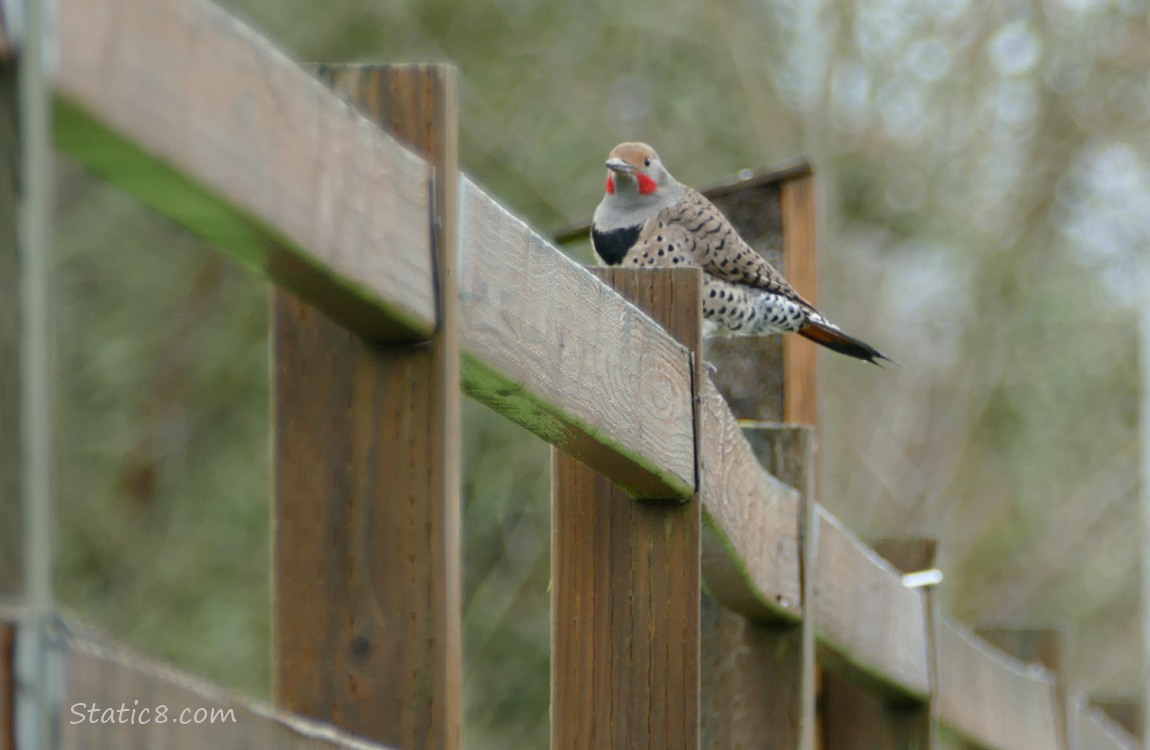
top-left (272, 64), bottom-right (461, 750)
top-left (551, 267), bottom-right (703, 750)
top-left (819, 539), bottom-right (938, 750)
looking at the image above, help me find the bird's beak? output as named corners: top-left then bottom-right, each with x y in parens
top-left (605, 157), bottom-right (635, 174)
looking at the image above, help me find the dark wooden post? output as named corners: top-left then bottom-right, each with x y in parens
top-left (819, 539), bottom-right (938, 750)
top-left (551, 267), bottom-right (703, 750)
top-left (0, 58), bottom-right (19, 603)
top-left (272, 64), bottom-right (462, 750)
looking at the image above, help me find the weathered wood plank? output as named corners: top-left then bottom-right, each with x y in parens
top-left (0, 60), bottom-right (20, 601)
top-left (699, 386), bottom-right (803, 622)
top-left (459, 178), bottom-right (696, 499)
top-left (54, 0), bottom-right (436, 340)
top-left (702, 425), bottom-right (815, 750)
top-left (812, 508), bottom-right (931, 701)
top-left (273, 65), bottom-right (461, 750)
top-left (1078, 704), bottom-right (1140, 750)
top-left (935, 616), bottom-right (1061, 750)
top-left (551, 268), bottom-right (702, 750)
top-left (57, 627), bottom-right (399, 750)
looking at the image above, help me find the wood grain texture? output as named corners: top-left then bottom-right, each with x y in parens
top-left (552, 268), bottom-right (702, 750)
top-left (701, 425), bottom-right (815, 750)
top-left (699, 385), bottom-right (803, 622)
top-left (54, 0), bottom-right (436, 340)
top-left (459, 178), bottom-right (695, 499)
top-left (60, 630), bottom-right (401, 750)
top-left (780, 173), bottom-right (820, 427)
top-left (0, 62), bottom-right (19, 601)
top-left (1078, 704), bottom-right (1141, 750)
top-left (812, 508), bottom-right (931, 701)
top-left (273, 65), bottom-right (461, 750)
top-left (935, 616), bottom-right (1061, 750)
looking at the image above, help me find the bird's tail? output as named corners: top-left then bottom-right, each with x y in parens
top-left (798, 319), bottom-right (895, 366)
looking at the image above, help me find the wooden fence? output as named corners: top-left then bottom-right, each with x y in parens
top-left (0, 0), bottom-right (1143, 747)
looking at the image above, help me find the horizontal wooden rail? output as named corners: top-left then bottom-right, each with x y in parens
top-left (7, 607), bottom-right (1147, 750)
top-left (54, 0), bottom-right (436, 341)
top-left (935, 616), bottom-right (1061, 749)
top-left (458, 179), bottom-right (695, 499)
top-left (699, 379), bottom-right (802, 622)
top-left (44, 0), bottom-right (808, 624)
top-left (812, 508), bottom-right (931, 702)
top-left (2, 619), bottom-right (400, 750)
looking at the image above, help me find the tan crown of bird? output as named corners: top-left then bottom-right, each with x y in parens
top-left (590, 142), bottom-right (893, 365)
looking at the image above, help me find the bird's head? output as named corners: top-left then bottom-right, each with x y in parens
top-left (603, 142), bottom-right (676, 199)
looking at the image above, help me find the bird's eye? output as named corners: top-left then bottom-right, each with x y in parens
top-left (644, 158), bottom-right (651, 167)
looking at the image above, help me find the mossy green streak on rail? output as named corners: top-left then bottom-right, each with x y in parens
top-left (461, 353), bottom-right (694, 501)
top-left (54, 96), bottom-right (435, 342)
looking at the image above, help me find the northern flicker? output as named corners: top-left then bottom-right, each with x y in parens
top-left (591, 142), bottom-right (893, 365)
